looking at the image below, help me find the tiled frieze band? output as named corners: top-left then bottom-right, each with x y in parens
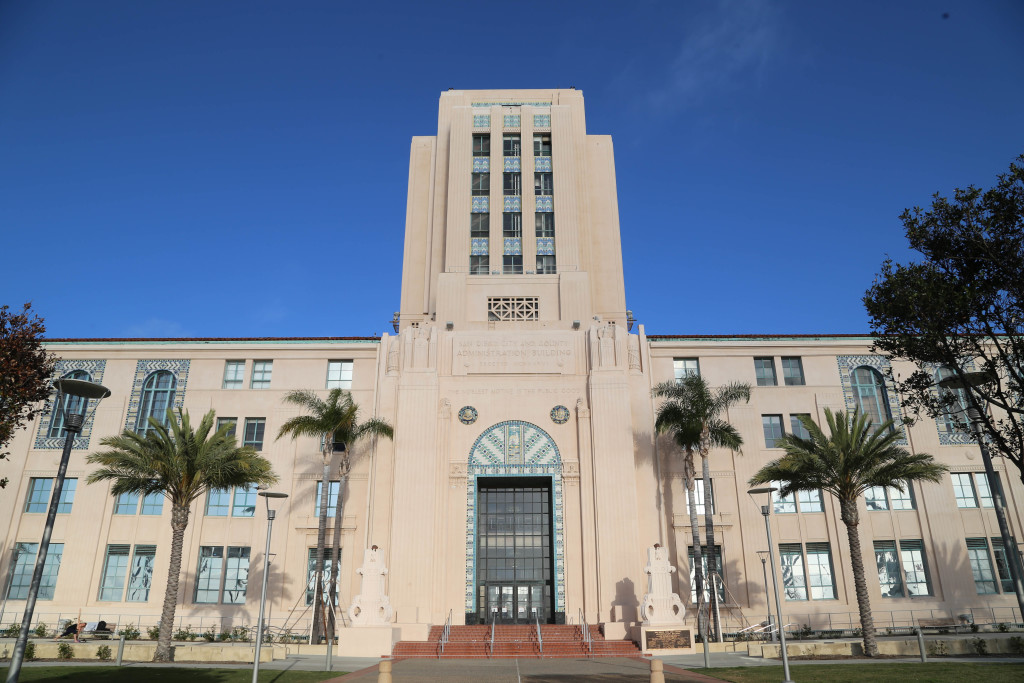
top-left (124, 359), bottom-right (190, 432)
top-left (34, 359), bottom-right (107, 450)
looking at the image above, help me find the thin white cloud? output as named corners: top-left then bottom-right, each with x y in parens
top-left (122, 318), bottom-right (191, 338)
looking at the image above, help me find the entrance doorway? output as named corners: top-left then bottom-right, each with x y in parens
top-left (475, 477), bottom-right (554, 624)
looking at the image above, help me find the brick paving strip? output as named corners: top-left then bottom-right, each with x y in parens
top-left (325, 657), bottom-right (725, 682)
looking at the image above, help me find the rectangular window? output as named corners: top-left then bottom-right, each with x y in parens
top-left (232, 484), bottom-right (257, 517)
top-left (974, 472), bottom-right (995, 508)
top-left (503, 172), bottom-right (521, 196)
top-left (140, 492), bottom-right (163, 515)
top-left (315, 481), bottom-right (341, 517)
top-left (754, 357), bottom-right (777, 386)
top-left (806, 543), bottom-right (836, 599)
top-left (874, 540), bottom-right (904, 597)
top-left (326, 360), bottom-right (353, 389)
top-left (673, 358), bottom-right (700, 381)
top-left (533, 133), bottom-right (551, 157)
top-left (991, 538), bottom-right (1014, 593)
top-left (33, 542), bottom-right (61, 600)
top-left (205, 488), bottom-right (231, 516)
top-left (502, 134), bottom-right (520, 157)
top-left (864, 486), bottom-right (889, 511)
top-left (900, 540), bottom-right (931, 596)
top-left (691, 479), bottom-right (714, 515)
top-left (772, 482), bottom-right (797, 514)
top-left (7, 543), bottom-right (48, 600)
top-left (797, 488), bottom-right (824, 512)
top-left (251, 361), bottom-right (272, 389)
top-left (687, 545), bottom-right (724, 603)
top-left (471, 213), bottom-right (489, 237)
top-left (789, 414), bottom-right (812, 440)
top-left (952, 473), bottom-right (977, 507)
top-left (216, 417), bottom-right (237, 437)
top-left (55, 478), bottom-right (76, 514)
top-left (223, 361), bottom-right (245, 389)
top-left (782, 357), bottom-right (805, 385)
top-left (195, 546), bottom-right (224, 603)
top-left (534, 172), bottom-right (553, 196)
top-left (25, 477), bottom-right (52, 513)
top-left (98, 544), bottom-right (130, 601)
top-left (114, 492), bottom-right (139, 515)
top-left (503, 212), bottom-right (522, 237)
top-left (535, 212), bottom-right (555, 237)
top-left (126, 545), bottom-right (156, 602)
top-left (471, 172), bottom-right (490, 196)
top-left (242, 418), bottom-right (265, 450)
top-left (536, 254), bottom-right (557, 275)
top-left (473, 133), bottom-right (490, 157)
top-left (223, 546), bottom-right (251, 604)
top-left (762, 415), bottom-right (784, 448)
top-left (779, 543), bottom-right (807, 600)
top-left (502, 254), bottom-right (523, 275)
top-left (470, 255), bottom-right (489, 275)
top-left (967, 538), bottom-right (998, 594)
top-left (306, 548), bottom-right (338, 606)
top-left (889, 483), bottom-right (915, 510)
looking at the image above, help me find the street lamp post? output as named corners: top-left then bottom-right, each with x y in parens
top-left (6, 378), bottom-right (110, 683)
top-left (252, 490), bottom-right (288, 683)
top-left (756, 550), bottom-right (775, 642)
top-left (748, 487), bottom-right (793, 683)
top-left (939, 371), bottom-right (1024, 620)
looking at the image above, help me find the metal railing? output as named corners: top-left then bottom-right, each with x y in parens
top-left (439, 609), bottom-right (452, 656)
top-left (489, 611), bottom-right (496, 658)
top-left (534, 610), bottom-right (543, 656)
top-left (578, 608), bottom-right (592, 656)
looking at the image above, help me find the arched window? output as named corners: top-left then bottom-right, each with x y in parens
top-left (47, 370), bottom-right (92, 437)
top-left (136, 370), bottom-right (176, 434)
top-left (850, 366), bottom-right (891, 430)
top-left (935, 366), bottom-right (969, 433)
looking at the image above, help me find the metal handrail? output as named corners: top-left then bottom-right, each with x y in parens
top-left (489, 611), bottom-right (496, 657)
top-left (578, 608), bottom-right (592, 655)
top-left (439, 609), bottom-right (452, 656)
top-left (534, 610), bottom-right (543, 656)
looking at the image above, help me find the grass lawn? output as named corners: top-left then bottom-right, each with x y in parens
top-left (0, 667), bottom-right (343, 682)
top-left (697, 663), bottom-right (1024, 682)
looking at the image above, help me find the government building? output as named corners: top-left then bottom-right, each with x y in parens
top-left (2, 89), bottom-right (1021, 652)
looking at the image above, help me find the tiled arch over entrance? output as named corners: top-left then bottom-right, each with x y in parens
top-left (465, 420), bottom-right (565, 618)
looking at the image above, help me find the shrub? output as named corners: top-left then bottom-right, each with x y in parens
top-left (998, 622), bottom-right (1010, 633)
top-left (970, 623), bottom-right (980, 633)
top-left (57, 642), bottom-right (74, 660)
top-left (203, 627), bottom-right (217, 642)
top-left (119, 624), bottom-right (141, 640)
top-left (24, 642), bottom-right (36, 661)
top-left (174, 624), bottom-right (195, 641)
top-left (972, 637), bottom-right (988, 655)
top-left (928, 640), bottom-right (949, 656)
top-left (231, 626), bottom-right (250, 642)
top-left (32, 622), bottom-right (48, 638)
top-left (4, 623), bottom-right (21, 638)
top-left (146, 625), bottom-right (161, 640)
top-left (218, 631), bottom-right (232, 642)
top-left (797, 624), bottom-right (813, 640)
top-left (1009, 636), bottom-right (1024, 655)
top-left (96, 645), bottom-right (112, 661)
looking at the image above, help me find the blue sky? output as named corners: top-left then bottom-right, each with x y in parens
top-left (1, 1), bottom-right (1022, 338)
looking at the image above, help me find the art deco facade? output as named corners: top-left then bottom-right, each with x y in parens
top-left (2, 90), bottom-right (1022, 646)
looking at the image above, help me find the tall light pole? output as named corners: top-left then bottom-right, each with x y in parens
top-left (6, 378), bottom-right (110, 683)
top-left (939, 371), bottom-right (1024, 619)
top-left (756, 550), bottom-right (774, 642)
top-left (748, 487), bottom-right (793, 683)
top-left (252, 490), bottom-right (288, 683)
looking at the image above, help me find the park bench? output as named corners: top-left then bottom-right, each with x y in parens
top-left (82, 621), bottom-right (117, 639)
top-left (917, 617), bottom-right (961, 633)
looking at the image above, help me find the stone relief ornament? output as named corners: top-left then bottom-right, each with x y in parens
top-left (348, 545), bottom-right (393, 626)
top-left (550, 405), bottom-right (570, 424)
top-left (640, 544), bottom-right (686, 626)
top-left (458, 406), bottom-right (478, 425)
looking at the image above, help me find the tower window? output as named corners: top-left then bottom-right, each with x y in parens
top-left (502, 255), bottom-right (523, 275)
top-left (536, 255), bottom-right (556, 274)
top-left (472, 173), bottom-right (489, 196)
top-left (503, 172), bottom-right (521, 196)
top-left (473, 134), bottom-right (490, 157)
top-left (534, 134), bottom-right (551, 157)
top-left (536, 213), bottom-right (555, 237)
top-left (503, 134), bottom-right (521, 157)
top-left (535, 173), bottom-right (553, 196)
top-left (503, 212), bottom-right (522, 238)
top-left (471, 214), bottom-right (489, 237)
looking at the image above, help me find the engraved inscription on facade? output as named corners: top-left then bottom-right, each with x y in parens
top-left (454, 333), bottom-right (574, 374)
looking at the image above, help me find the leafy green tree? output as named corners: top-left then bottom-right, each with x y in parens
top-left (277, 389), bottom-right (393, 641)
top-left (0, 303), bottom-right (56, 487)
top-left (654, 375), bottom-right (750, 641)
top-left (87, 409), bottom-right (277, 662)
top-left (749, 409), bottom-right (947, 657)
top-left (864, 155), bottom-right (1024, 486)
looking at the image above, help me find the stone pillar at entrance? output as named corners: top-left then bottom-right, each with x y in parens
top-left (640, 544), bottom-right (685, 626)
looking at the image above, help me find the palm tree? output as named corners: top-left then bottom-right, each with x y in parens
top-left (749, 408), bottom-right (947, 657)
top-left (87, 409), bottom-right (277, 662)
top-left (654, 375), bottom-right (750, 642)
top-left (277, 389), bottom-right (393, 642)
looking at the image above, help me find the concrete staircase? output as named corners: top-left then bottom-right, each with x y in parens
top-left (391, 623), bottom-right (643, 659)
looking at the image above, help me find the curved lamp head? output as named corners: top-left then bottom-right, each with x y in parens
top-left (53, 378), bottom-right (111, 401)
top-left (258, 492), bottom-right (289, 499)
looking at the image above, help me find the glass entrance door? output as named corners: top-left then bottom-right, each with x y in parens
top-left (476, 478), bottom-right (553, 624)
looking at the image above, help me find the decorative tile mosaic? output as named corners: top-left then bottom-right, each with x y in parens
top-left (835, 355), bottom-right (906, 444)
top-left (124, 359), bottom-right (190, 432)
top-left (473, 115), bottom-right (491, 128)
top-left (503, 196), bottom-right (521, 212)
top-left (550, 405), bottom-right (570, 424)
top-left (534, 157), bottom-right (552, 172)
top-left (503, 237), bottom-right (522, 255)
top-left (503, 157), bottom-right (521, 172)
top-left (533, 114), bottom-right (551, 128)
top-left (471, 238), bottom-right (489, 256)
top-left (458, 406), bottom-right (478, 425)
top-left (472, 157), bottom-right (489, 173)
top-left (34, 360), bottom-right (107, 450)
top-left (465, 421), bottom-right (565, 614)
top-left (503, 115), bottom-right (521, 127)
top-left (536, 237), bottom-right (555, 256)
top-left (536, 196), bottom-right (554, 212)
top-left (471, 197), bottom-right (489, 213)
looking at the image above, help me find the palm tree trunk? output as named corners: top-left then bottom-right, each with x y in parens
top-left (312, 455), bottom-right (331, 643)
top-left (841, 500), bottom-right (878, 657)
top-left (700, 454), bottom-right (721, 642)
top-left (327, 470), bottom-right (347, 639)
top-left (685, 471), bottom-right (707, 642)
top-left (154, 503), bottom-right (189, 662)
